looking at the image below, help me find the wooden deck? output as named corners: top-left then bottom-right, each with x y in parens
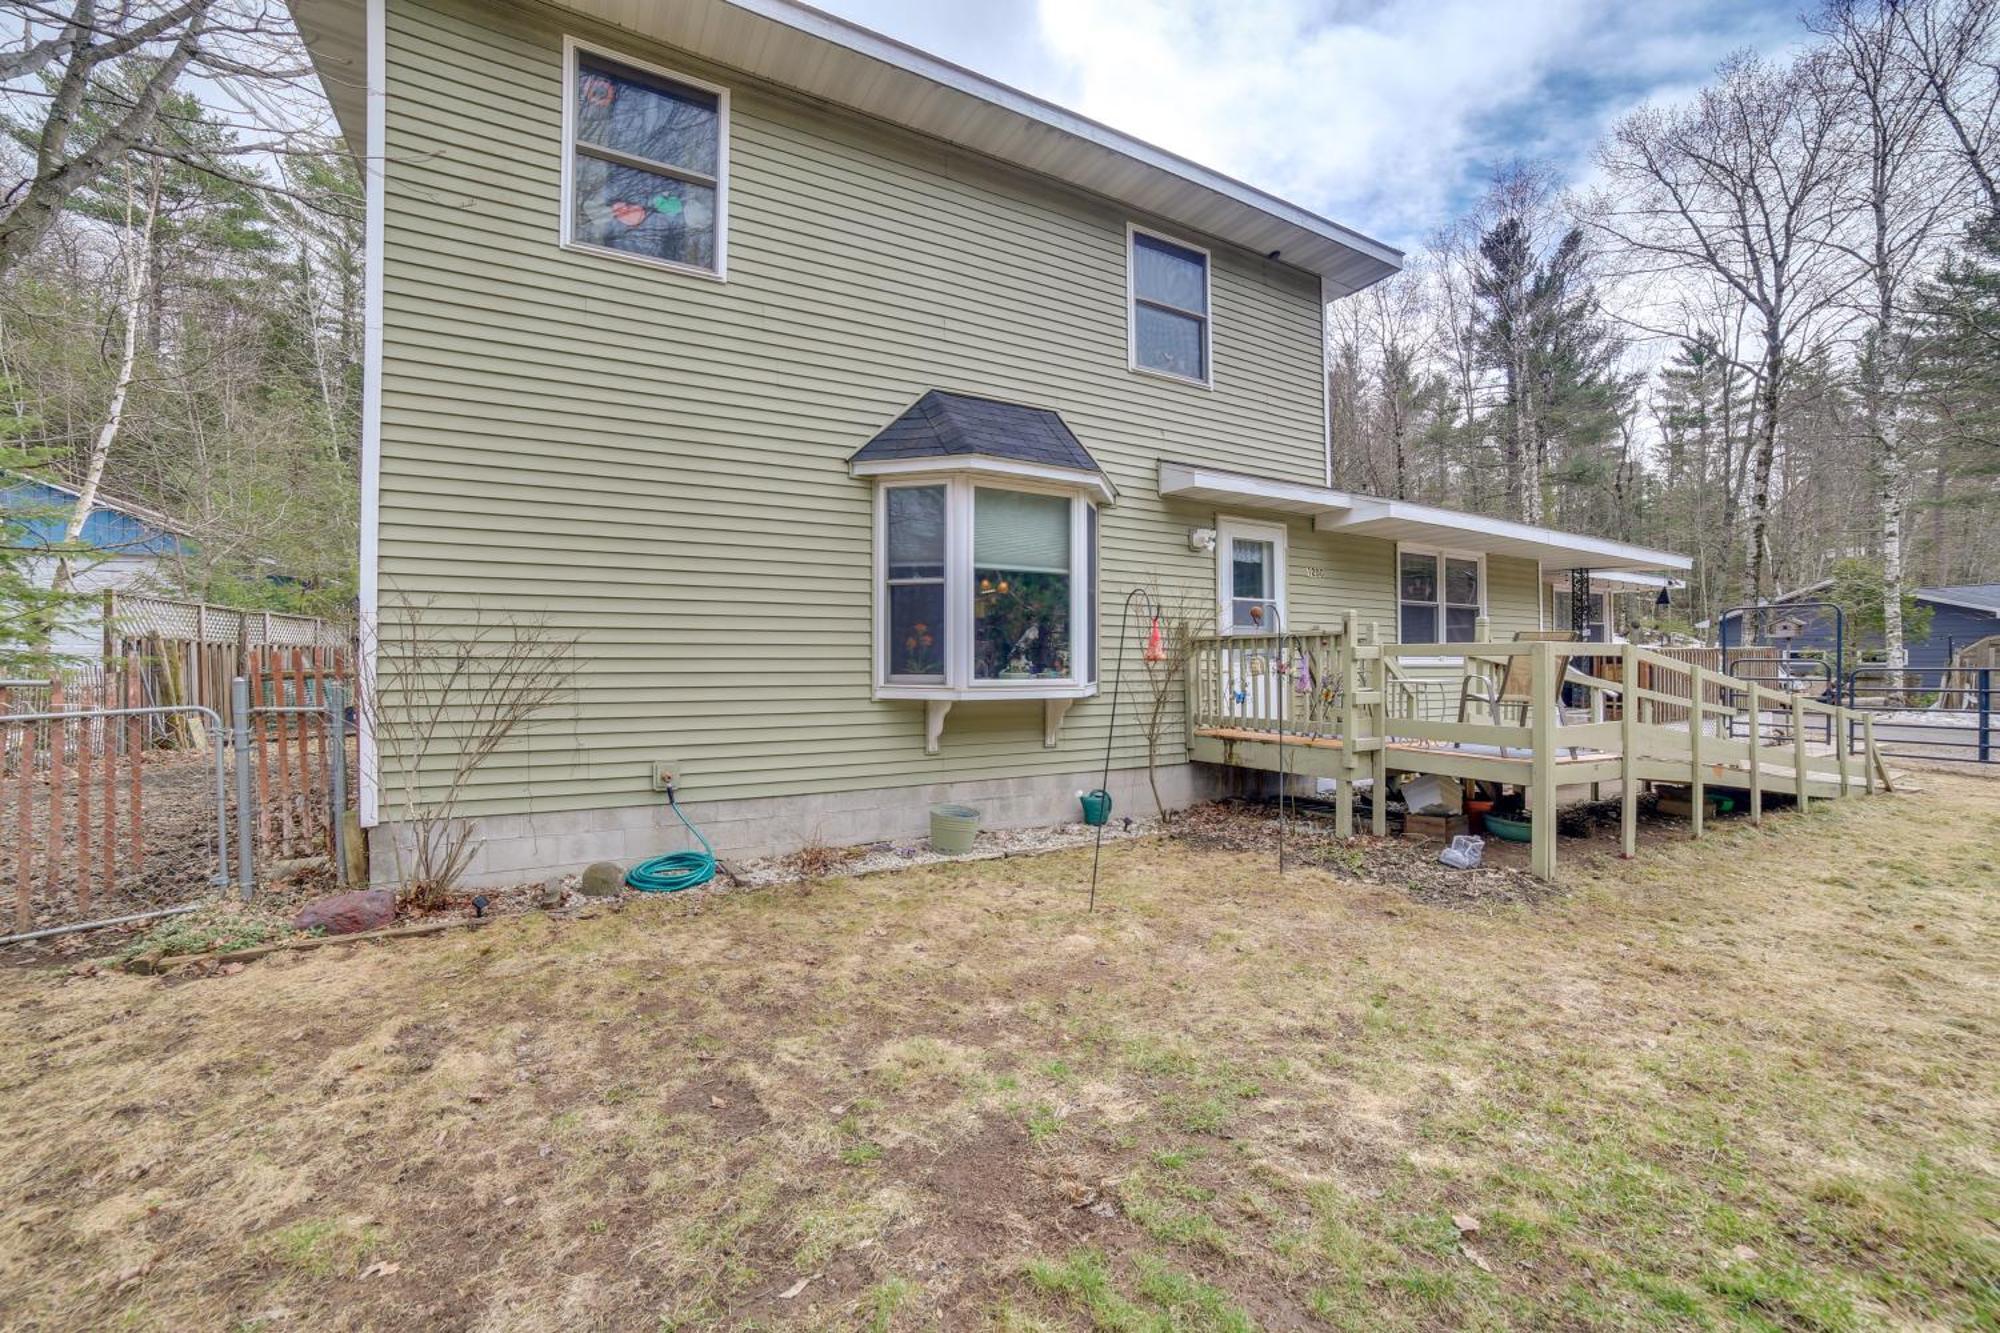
top-left (1186, 617), bottom-right (1889, 881)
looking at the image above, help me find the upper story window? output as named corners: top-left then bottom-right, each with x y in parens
top-left (1400, 547), bottom-right (1484, 644)
top-left (1129, 227), bottom-right (1211, 386)
top-left (562, 39), bottom-right (728, 278)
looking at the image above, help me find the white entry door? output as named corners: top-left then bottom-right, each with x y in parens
top-left (1216, 518), bottom-right (1289, 721)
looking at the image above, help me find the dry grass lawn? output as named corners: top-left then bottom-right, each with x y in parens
top-left (1, 772), bottom-right (1995, 1331)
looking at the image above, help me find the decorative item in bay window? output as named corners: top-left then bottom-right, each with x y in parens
top-left (973, 488), bottom-right (1071, 681)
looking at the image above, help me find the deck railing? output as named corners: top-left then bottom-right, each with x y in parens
top-left (1186, 629), bottom-right (1888, 882)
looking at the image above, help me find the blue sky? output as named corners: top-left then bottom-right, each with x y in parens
top-left (811, 0), bottom-right (1811, 251)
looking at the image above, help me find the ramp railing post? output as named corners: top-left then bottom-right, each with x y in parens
top-left (326, 682), bottom-right (349, 885)
top-left (1981, 669), bottom-right (1992, 766)
top-left (231, 676), bottom-right (254, 898)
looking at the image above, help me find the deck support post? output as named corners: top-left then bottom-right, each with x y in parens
top-left (1688, 664), bottom-right (1706, 840)
top-left (1334, 614), bottom-right (1358, 840)
top-left (1746, 682), bottom-right (1763, 825)
top-left (1863, 713), bottom-right (1875, 794)
top-left (1792, 693), bottom-right (1809, 812)
top-left (1368, 641), bottom-right (1388, 839)
top-left (1619, 643), bottom-right (1636, 858)
top-left (1835, 707), bottom-right (1851, 796)
top-left (1529, 643), bottom-right (1557, 882)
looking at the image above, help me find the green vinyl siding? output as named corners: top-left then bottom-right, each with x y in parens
top-left (375, 0), bottom-right (1470, 818)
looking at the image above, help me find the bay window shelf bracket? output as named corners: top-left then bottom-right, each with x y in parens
top-left (924, 700), bottom-right (952, 755)
top-left (1044, 697), bottom-right (1072, 749)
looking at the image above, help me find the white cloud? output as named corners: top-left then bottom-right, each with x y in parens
top-left (818, 0), bottom-right (1808, 251)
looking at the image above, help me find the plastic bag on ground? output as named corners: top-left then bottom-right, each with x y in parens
top-left (1437, 834), bottom-right (1485, 870)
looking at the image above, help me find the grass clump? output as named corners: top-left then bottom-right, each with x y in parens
top-left (119, 907), bottom-right (297, 962)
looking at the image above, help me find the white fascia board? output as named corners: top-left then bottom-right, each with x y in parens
top-left (1316, 498), bottom-right (1693, 573)
top-left (850, 455), bottom-right (1116, 504)
top-left (1157, 462), bottom-right (1355, 516)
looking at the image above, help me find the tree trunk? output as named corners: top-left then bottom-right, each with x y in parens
top-left (1747, 329), bottom-right (1783, 609)
top-left (54, 169), bottom-right (159, 591)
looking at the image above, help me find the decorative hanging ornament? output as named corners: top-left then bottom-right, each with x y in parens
top-left (1144, 616), bottom-right (1166, 663)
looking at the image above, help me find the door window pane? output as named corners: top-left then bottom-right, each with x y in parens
top-left (1231, 538), bottom-right (1273, 629)
top-left (974, 490), bottom-right (1072, 680)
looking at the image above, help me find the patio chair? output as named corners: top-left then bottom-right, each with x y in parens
top-left (1457, 630), bottom-right (1579, 738)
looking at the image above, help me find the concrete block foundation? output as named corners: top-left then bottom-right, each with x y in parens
top-left (366, 762), bottom-right (1253, 888)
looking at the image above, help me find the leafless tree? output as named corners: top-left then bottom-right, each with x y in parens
top-left (1813, 0), bottom-right (1975, 684)
top-left (1893, 0), bottom-right (2000, 210)
top-left (0, 0), bottom-right (326, 280)
top-left (1590, 52), bottom-right (1861, 604)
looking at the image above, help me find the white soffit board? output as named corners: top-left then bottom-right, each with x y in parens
top-left (1544, 570), bottom-right (1686, 593)
top-left (291, 0), bottom-right (1402, 295)
top-left (1316, 500), bottom-right (1692, 573)
top-left (1157, 462), bottom-right (1356, 517)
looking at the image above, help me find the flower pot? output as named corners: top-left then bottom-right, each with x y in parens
top-left (929, 804), bottom-right (981, 854)
top-left (1464, 798), bottom-right (1494, 833)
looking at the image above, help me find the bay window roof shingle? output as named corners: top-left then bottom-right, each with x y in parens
top-left (849, 390), bottom-right (1107, 478)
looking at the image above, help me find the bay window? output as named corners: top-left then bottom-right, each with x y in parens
top-left (877, 478), bottom-right (1099, 697)
top-left (1399, 548), bottom-right (1483, 645)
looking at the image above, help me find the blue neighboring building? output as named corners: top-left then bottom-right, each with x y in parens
top-left (1720, 581), bottom-right (2000, 681)
top-left (3, 475), bottom-right (190, 660)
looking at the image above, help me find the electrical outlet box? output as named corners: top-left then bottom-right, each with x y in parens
top-left (650, 761), bottom-right (682, 792)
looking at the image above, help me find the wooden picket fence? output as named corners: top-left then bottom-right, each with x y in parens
top-left (3, 660), bottom-right (150, 930)
top-left (245, 646), bottom-right (353, 861)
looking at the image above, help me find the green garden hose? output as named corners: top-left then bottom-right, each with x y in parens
top-left (624, 791), bottom-right (718, 892)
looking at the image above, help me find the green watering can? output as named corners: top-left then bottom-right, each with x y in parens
top-left (1079, 788), bottom-right (1113, 827)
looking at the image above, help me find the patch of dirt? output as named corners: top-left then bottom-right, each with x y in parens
top-left (1171, 800), bottom-right (1559, 907)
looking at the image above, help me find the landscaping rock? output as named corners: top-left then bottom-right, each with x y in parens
top-left (578, 862), bottom-right (626, 897)
top-left (293, 888), bottom-right (396, 936)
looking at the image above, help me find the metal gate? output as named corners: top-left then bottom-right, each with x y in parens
top-left (1844, 665), bottom-right (1996, 765)
top-left (2, 671), bottom-right (354, 945)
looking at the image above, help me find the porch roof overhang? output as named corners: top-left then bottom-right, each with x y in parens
top-left (1155, 462), bottom-right (1357, 517)
top-left (1156, 463), bottom-right (1691, 574)
top-left (289, 0), bottom-right (1401, 296)
top-left (1543, 570), bottom-right (1686, 594)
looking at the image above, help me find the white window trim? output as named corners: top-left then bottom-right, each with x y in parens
top-left (1126, 222), bottom-right (1214, 390)
top-left (559, 35), bottom-right (730, 282)
top-left (1396, 543), bottom-right (1487, 663)
top-left (1216, 515), bottom-right (1287, 633)
top-left (871, 472), bottom-right (1099, 702)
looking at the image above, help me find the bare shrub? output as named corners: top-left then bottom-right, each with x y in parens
top-left (361, 596), bottom-right (576, 909)
top-left (1135, 579), bottom-right (1215, 822)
